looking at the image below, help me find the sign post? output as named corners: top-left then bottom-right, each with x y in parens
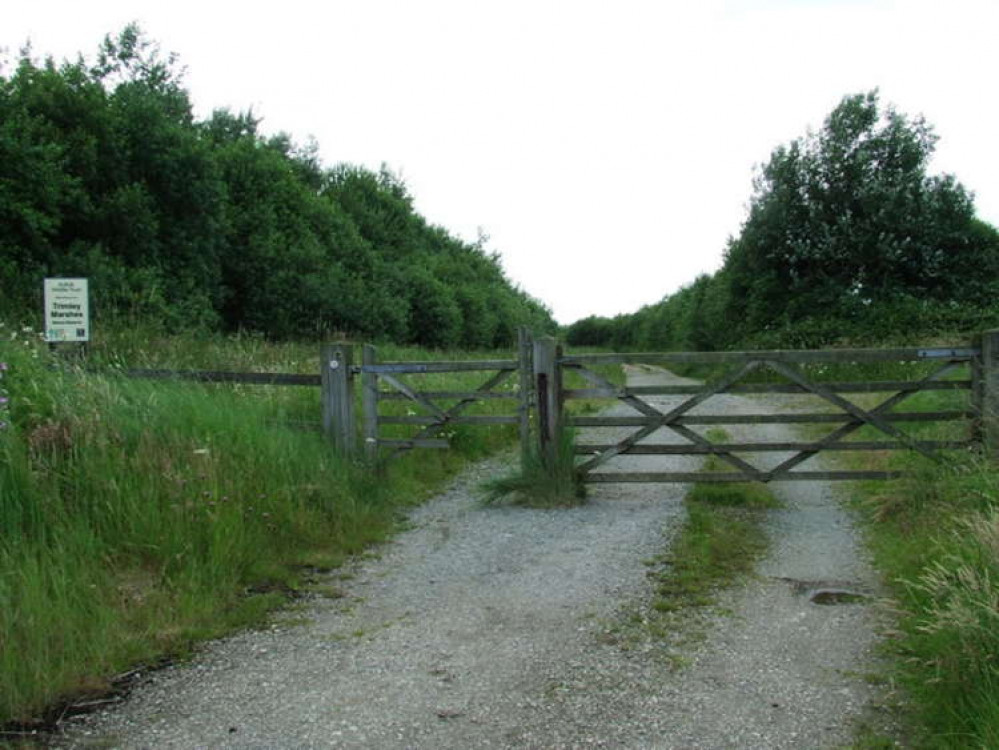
top-left (44, 278), bottom-right (90, 352)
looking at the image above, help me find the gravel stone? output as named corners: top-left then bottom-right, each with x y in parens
top-left (61, 366), bottom-right (895, 749)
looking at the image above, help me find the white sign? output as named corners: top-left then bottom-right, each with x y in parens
top-left (44, 278), bottom-right (90, 342)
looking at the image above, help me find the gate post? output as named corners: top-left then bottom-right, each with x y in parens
top-left (532, 336), bottom-right (563, 467)
top-left (517, 328), bottom-right (533, 470)
top-left (361, 344), bottom-right (379, 464)
top-left (978, 330), bottom-right (999, 460)
top-left (321, 343), bottom-right (356, 458)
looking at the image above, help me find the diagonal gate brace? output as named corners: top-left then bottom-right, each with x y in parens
top-left (386, 368), bottom-right (515, 459)
top-left (574, 360), bottom-right (766, 479)
top-left (763, 359), bottom-right (960, 479)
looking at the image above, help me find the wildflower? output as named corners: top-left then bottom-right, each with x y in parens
top-left (0, 362), bottom-right (7, 371)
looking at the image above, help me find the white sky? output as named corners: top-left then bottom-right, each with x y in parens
top-left (5, 0), bottom-right (998, 324)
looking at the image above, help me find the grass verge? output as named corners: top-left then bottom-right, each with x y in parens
top-left (792, 359), bottom-right (999, 748)
top-left (0, 324), bottom-right (522, 729)
top-left (844, 448), bottom-right (999, 748)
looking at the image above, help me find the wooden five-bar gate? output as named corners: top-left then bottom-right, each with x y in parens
top-left (553, 343), bottom-right (978, 483)
top-left (128, 330), bottom-right (999, 484)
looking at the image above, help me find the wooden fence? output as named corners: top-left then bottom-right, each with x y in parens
top-left (122, 329), bottom-right (999, 483)
top-left (124, 330), bottom-right (533, 463)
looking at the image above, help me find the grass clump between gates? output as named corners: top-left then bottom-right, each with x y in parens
top-left (479, 359), bottom-right (622, 508)
top-left (482, 426), bottom-right (586, 508)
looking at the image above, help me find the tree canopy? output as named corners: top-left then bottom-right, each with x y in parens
top-left (0, 26), bottom-right (555, 346)
top-left (567, 91), bottom-right (999, 350)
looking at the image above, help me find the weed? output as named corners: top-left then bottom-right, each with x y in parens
top-left (481, 426), bottom-right (585, 508)
top-left (623, 428), bottom-right (778, 654)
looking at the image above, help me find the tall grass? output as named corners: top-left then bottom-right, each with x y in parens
top-left (0, 324), bottom-right (520, 725)
top-left (805, 360), bottom-right (999, 748)
top-left (480, 359), bottom-right (624, 507)
top-left (482, 426), bottom-right (585, 507)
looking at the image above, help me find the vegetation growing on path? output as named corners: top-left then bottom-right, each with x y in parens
top-left (638, 431), bottom-right (779, 641)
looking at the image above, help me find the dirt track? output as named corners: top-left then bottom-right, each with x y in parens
top-left (66, 366), bottom-right (893, 749)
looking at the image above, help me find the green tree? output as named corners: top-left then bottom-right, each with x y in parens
top-left (723, 90), bottom-right (999, 341)
top-left (0, 27), bottom-right (557, 344)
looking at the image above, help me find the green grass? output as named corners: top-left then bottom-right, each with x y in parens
top-left (479, 359), bottom-right (623, 508)
top-left (482, 426), bottom-right (586, 508)
top-left (797, 358), bottom-right (999, 748)
top-left (0, 323), bottom-right (525, 726)
top-left (630, 429), bottom-right (780, 650)
top-left (844, 446), bottom-right (999, 748)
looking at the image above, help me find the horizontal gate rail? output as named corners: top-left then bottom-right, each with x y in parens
top-left (574, 440), bottom-right (973, 455)
top-left (562, 347), bottom-right (976, 366)
top-left (358, 359), bottom-right (517, 374)
top-left (378, 390), bottom-right (517, 400)
top-left (584, 471), bottom-right (906, 483)
top-left (568, 410), bottom-right (973, 426)
top-left (379, 415), bottom-right (521, 425)
top-left (564, 379), bottom-right (972, 399)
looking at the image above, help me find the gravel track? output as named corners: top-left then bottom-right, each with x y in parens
top-left (65, 366), bottom-right (892, 749)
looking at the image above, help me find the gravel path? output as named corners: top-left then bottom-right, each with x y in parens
top-left (65, 366), bottom-right (892, 749)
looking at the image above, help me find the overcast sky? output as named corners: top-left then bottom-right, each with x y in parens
top-left (5, 0), bottom-right (998, 324)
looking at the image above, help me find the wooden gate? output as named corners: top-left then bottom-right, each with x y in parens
top-left (535, 340), bottom-right (981, 484)
top-left (347, 331), bottom-right (533, 464)
top-left (317, 331), bottom-right (999, 483)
